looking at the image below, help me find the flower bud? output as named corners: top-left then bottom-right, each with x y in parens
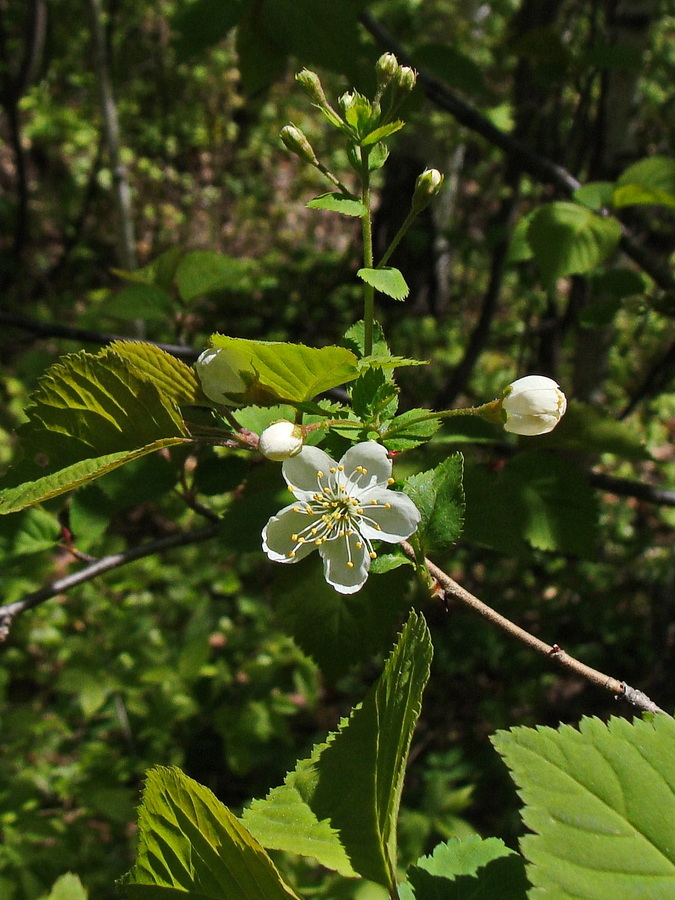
top-left (376, 52), bottom-right (399, 90)
top-left (502, 375), bottom-right (567, 436)
top-left (195, 347), bottom-right (245, 406)
top-left (393, 65), bottom-right (417, 94)
top-left (259, 420), bottom-right (305, 461)
top-left (295, 69), bottom-right (328, 106)
top-left (411, 168), bottom-right (444, 213)
top-left (280, 124), bottom-right (317, 164)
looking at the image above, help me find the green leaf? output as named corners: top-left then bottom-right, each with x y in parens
top-left (208, 335), bottom-right (359, 404)
top-left (175, 250), bottom-right (251, 302)
top-left (40, 873), bottom-right (88, 900)
top-left (492, 715), bottom-right (675, 900)
top-left (274, 559), bottom-right (416, 681)
top-left (542, 400), bottom-right (650, 460)
top-left (527, 202), bottom-right (622, 283)
top-left (404, 455), bottom-right (465, 553)
top-left (109, 341), bottom-right (205, 407)
top-left (357, 267), bottom-right (409, 301)
top-left (361, 121), bottom-right (405, 146)
top-left (614, 156), bottom-right (675, 209)
top-left (403, 854), bottom-right (528, 900)
top-left (382, 409), bottom-right (441, 451)
top-left (343, 319), bottom-right (390, 360)
top-left (403, 836), bottom-right (529, 900)
top-left (573, 182), bottom-right (615, 211)
top-left (307, 193), bottom-right (367, 217)
top-left (122, 766), bottom-right (300, 900)
top-left (242, 781), bottom-right (357, 878)
top-left (244, 611), bottom-right (433, 891)
top-left (0, 441), bottom-right (188, 515)
top-left (100, 284), bottom-right (174, 322)
top-left (0, 507), bottom-right (60, 557)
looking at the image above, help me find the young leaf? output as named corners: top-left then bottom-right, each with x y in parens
top-left (527, 202), bottom-right (621, 283)
top-left (243, 611), bottom-right (433, 892)
top-left (208, 335), bottom-right (359, 404)
top-left (382, 409), bottom-right (441, 451)
top-left (357, 267), bottom-right (410, 301)
top-left (360, 121), bottom-right (405, 146)
top-left (307, 193), bottom-right (367, 217)
top-left (404, 455), bottom-right (465, 553)
top-left (403, 836), bottom-right (529, 900)
top-left (492, 715), bottom-right (675, 900)
top-left (122, 766), bottom-right (300, 900)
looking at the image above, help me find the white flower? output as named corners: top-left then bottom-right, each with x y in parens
top-left (259, 421), bottom-right (304, 461)
top-left (195, 347), bottom-right (246, 406)
top-left (262, 442), bottom-right (420, 594)
top-left (502, 375), bottom-right (567, 436)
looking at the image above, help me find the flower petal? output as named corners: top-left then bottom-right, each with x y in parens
top-left (262, 504), bottom-right (320, 563)
top-left (320, 531), bottom-right (371, 594)
top-left (503, 413), bottom-right (560, 436)
top-left (339, 441), bottom-right (392, 492)
top-left (358, 490), bottom-right (420, 542)
top-left (282, 445), bottom-right (338, 494)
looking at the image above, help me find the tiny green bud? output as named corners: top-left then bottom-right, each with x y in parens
top-left (376, 52), bottom-right (399, 89)
top-left (411, 168), bottom-right (444, 213)
top-left (393, 65), bottom-right (417, 94)
top-left (280, 124), bottom-right (317, 164)
top-left (296, 69), bottom-right (328, 106)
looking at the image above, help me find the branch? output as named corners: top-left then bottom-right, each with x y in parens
top-left (0, 312), bottom-right (199, 361)
top-left (359, 11), bottom-right (675, 294)
top-left (0, 522), bottom-right (220, 640)
top-left (589, 470), bottom-right (675, 507)
top-left (400, 541), bottom-right (665, 715)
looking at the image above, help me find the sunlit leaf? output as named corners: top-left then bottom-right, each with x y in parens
top-left (176, 250), bottom-right (251, 302)
top-left (614, 155), bottom-right (675, 208)
top-left (208, 335), bottom-right (359, 404)
top-left (41, 873), bottom-right (88, 900)
top-left (492, 715), bottom-right (675, 900)
top-left (357, 267), bottom-right (409, 301)
top-left (108, 341), bottom-right (205, 407)
top-left (404, 455), bottom-right (465, 553)
top-left (122, 766), bottom-right (300, 900)
top-left (307, 193), bottom-right (366, 217)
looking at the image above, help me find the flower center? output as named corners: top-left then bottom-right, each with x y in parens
top-left (286, 464), bottom-right (393, 567)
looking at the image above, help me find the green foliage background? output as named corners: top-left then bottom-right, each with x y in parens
top-left (0, 0), bottom-right (674, 898)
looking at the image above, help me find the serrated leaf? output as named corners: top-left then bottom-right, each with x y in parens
top-left (0, 441), bottom-right (188, 514)
top-left (343, 320), bottom-right (391, 360)
top-left (41, 873), bottom-right (88, 900)
top-left (242, 782), bottom-right (356, 878)
top-left (527, 202), bottom-right (621, 284)
top-left (109, 341), bottom-right (205, 407)
top-left (404, 455), bottom-right (464, 553)
top-left (382, 409), bottom-right (441, 451)
top-left (122, 766), bottom-right (300, 900)
top-left (357, 267), bottom-right (409, 301)
top-left (243, 612), bottom-right (432, 891)
top-left (403, 836), bottom-right (528, 900)
top-left (350, 367), bottom-right (398, 421)
top-left (208, 335), bottom-right (359, 404)
top-left (403, 853), bottom-right (529, 900)
top-left (22, 348), bottom-right (188, 453)
top-left (307, 193), bottom-right (366, 217)
top-left (492, 715), bottom-right (675, 900)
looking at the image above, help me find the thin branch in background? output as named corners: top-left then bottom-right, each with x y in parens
top-left (0, 522), bottom-right (221, 640)
top-left (400, 541), bottom-right (666, 716)
top-left (0, 312), bottom-right (199, 361)
top-left (360, 11), bottom-right (675, 295)
top-left (87, 0), bottom-right (137, 272)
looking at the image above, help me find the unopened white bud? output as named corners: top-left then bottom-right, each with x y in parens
top-left (195, 347), bottom-right (246, 406)
top-left (259, 420), bottom-right (305, 461)
top-left (502, 375), bottom-right (567, 436)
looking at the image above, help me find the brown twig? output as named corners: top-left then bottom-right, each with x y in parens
top-left (0, 522), bottom-right (220, 641)
top-left (400, 541), bottom-right (666, 715)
